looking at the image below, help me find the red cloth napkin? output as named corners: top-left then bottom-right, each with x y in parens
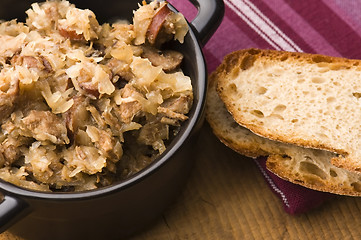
top-left (168, 0), bottom-right (361, 214)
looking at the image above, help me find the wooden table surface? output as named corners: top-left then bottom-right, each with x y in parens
top-left (2, 123), bottom-right (361, 239)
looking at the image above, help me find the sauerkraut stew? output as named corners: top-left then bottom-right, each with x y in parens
top-left (0, 0), bottom-right (193, 192)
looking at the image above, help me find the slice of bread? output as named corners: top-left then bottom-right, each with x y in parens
top-left (216, 48), bottom-right (361, 173)
top-left (206, 72), bottom-right (269, 158)
top-left (206, 70), bottom-right (361, 196)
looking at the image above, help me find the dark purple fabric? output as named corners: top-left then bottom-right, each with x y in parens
top-left (167, 0), bottom-right (361, 214)
top-left (284, 0), bottom-right (361, 58)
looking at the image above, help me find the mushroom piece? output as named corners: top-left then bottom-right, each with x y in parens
top-left (141, 46), bottom-right (183, 72)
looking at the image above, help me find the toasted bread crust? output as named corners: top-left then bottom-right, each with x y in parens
top-left (266, 154), bottom-right (361, 196)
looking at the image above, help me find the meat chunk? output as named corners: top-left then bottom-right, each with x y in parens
top-left (11, 55), bottom-right (53, 75)
top-left (146, 2), bottom-right (188, 47)
top-left (146, 4), bottom-right (172, 45)
top-left (0, 78), bottom-right (19, 124)
top-left (116, 100), bottom-right (142, 124)
top-left (137, 121), bottom-right (168, 153)
top-left (158, 107), bottom-right (188, 122)
top-left (106, 58), bottom-right (134, 82)
top-left (21, 110), bottom-right (69, 144)
top-left (40, 56), bottom-right (53, 72)
top-left (78, 81), bottom-right (100, 99)
top-left (114, 85), bottom-right (143, 123)
top-left (64, 95), bottom-right (90, 134)
top-left (160, 95), bottom-right (192, 114)
top-left (0, 135), bottom-right (30, 166)
top-left (86, 126), bottom-right (123, 160)
top-left (141, 46), bottom-right (183, 72)
top-left (11, 55), bottom-right (43, 69)
top-left (59, 28), bottom-right (85, 41)
top-left (157, 96), bottom-right (192, 125)
top-left (120, 84), bottom-right (143, 99)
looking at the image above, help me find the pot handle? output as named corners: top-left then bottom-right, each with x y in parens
top-left (0, 193), bottom-right (29, 233)
top-left (189, 0), bottom-right (225, 46)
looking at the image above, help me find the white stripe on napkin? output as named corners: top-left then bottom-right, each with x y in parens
top-left (254, 160), bottom-right (291, 209)
top-left (225, 0), bottom-right (302, 52)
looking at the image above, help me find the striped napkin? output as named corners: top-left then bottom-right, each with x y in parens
top-left (169, 0), bottom-right (361, 214)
